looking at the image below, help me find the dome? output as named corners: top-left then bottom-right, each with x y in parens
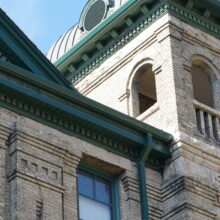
top-left (46, 24), bottom-right (81, 63)
top-left (46, 0), bottom-right (128, 63)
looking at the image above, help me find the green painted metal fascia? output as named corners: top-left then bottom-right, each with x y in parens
top-left (0, 9), bottom-right (72, 89)
top-left (0, 75), bottom-right (145, 145)
top-left (193, 0), bottom-right (220, 13)
top-left (0, 69), bottom-right (171, 160)
top-left (0, 84), bottom-right (142, 161)
top-left (167, 1), bottom-right (220, 39)
top-left (0, 61), bottom-right (172, 145)
top-left (0, 65), bottom-right (172, 162)
top-left (0, 100), bottom-right (137, 161)
top-left (0, 61), bottom-right (78, 98)
top-left (137, 162), bottom-right (149, 220)
top-left (151, 137), bottom-right (171, 157)
top-left (53, 87), bottom-right (172, 144)
top-left (54, 0), bottom-right (141, 68)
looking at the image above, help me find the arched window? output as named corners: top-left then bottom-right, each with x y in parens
top-left (131, 64), bottom-right (157, 117)
top-left (191, 61), bottom-right (214, 108)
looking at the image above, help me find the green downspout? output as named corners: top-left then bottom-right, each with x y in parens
top-left (137, 162), bottom-right (148, 220)
top-left (137, 134), bottom-right (154, 220)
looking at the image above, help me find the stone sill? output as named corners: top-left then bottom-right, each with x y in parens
top-left (137, 103), bottom-right (159, 121)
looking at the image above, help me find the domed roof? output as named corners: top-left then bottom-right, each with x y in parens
top-left (47, 0), bottom-right (128, 63)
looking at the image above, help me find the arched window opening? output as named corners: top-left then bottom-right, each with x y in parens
top-left (132, 64), bottom-right (157, 117)
top-left (191, 62), bottom-right (214, 108)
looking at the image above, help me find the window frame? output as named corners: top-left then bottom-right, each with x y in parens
top-left (77, 163), bottom-right (120, 220)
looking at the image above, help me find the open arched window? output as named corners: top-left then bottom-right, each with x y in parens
top-left (191, 60), bottom-right (214, 108)
top-left (131, 64), bottom-right (157, 117)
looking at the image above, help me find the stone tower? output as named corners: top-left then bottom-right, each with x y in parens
top-left (47, 0), bottom-right (220, 219)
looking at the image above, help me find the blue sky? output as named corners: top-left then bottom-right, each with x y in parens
top-left (1, 0), bottom-right (88, 54)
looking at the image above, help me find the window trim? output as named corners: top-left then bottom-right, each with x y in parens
top-left (77, 163), bottom-right (120, 220)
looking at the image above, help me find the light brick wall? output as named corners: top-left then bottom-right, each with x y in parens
top-left (0, 107), bottom-right (153, 220)
top-left (75, 15), bottom-right (179, 134)
top-left (0, 128), bottom-right (10, 220)
top-left (74, 13), bottom-right (220, 219)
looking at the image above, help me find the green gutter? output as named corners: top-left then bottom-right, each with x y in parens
top-left (0, 73), bottom-right (172, 162)
top-left (0, 75), bottom-right (144, 144)
top-left (0, 61), bottom-right (173, 144)
top-left (0, 61), bottom-right (172, 161)
top-left (54, 0), bottom-right (140, 67)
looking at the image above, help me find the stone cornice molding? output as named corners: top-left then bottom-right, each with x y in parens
top-left (57, 0), bottom-right (220, 83)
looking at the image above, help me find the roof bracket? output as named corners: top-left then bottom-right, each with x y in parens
top-left (125, 16), bottom-right (134, 27)
top-left (110, 29), bottom-right (119, 39)
top-left (203, 9), bottom-right (211, 18)
top-left (140, 5), bottom-right (149, 15)
top-left (95, 41), bottom-right (104, 50)
top-left (81, 53), bottom-right (90, 62)
top-left (67, 64), bottom-right (77, 73)
top-left (186, 0), bottom-right (194, 9)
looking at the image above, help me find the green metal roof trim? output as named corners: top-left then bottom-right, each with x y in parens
top-left (54, 0), bottom-right (220, 82)
top-left (0, 4), bottom-right (172, 168)
top-left (54, 0), bottom-right (139, 67)
top-left (0, 9), bottom-right (74, 90)
top-left (0, 60), bottom-right (172, 167)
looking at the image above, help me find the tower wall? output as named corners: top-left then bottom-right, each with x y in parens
top-left (75, 13), bottom-right (220, 219)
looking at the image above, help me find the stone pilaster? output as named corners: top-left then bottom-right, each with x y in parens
top-left (120, 164), bottom-right (141, 220)
top-left (63, 151), bottom-right (82, 220)
top-left (0, 125), bottom-right (11, 220)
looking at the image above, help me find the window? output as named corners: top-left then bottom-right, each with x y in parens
top-left (131, 64), bottom-right (157, 117)
top-left (77, 164), bottom-right (119, 220)
top-left (191, 62), bottom-right (214, 108)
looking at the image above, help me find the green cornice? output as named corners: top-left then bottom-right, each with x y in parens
top-left (0, 61), bottom-right (172, 167)
top-left (55, 0), bottom-right (220, 83)
top-left (68, 1), bottom-right (167, 82)
top-left (0, 61), bottom-right (172, 142)
top-left (168, 1), bottom-right (220, 38)
top-left (54, 0), bottom-right (139, 68)
top-left (0, 61), bottom-right (79, 100)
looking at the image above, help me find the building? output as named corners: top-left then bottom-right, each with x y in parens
top-left (0, 0), bottom-right (220, 219)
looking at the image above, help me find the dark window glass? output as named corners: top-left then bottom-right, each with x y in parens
top-left (191, 64), bottom-right (214, 108)
top-left (95, 177), bottom-right (111, 204)
top-left (78, 171), bottom-right (94, 198)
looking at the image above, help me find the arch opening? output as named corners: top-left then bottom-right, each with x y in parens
top-left (132, 64), bottom-right (157, 117)
top-left (191, 60), bottom-right (214, 108)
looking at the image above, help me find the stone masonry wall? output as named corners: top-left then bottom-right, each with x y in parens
top-left (74, 13), bottom-right (220, 219)
top-left (0, 107), bottom-right (157, 220)
top-left (75, 14), bottom-right (179, 135)
top-left (4, 106), bottom-right (217, 220)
